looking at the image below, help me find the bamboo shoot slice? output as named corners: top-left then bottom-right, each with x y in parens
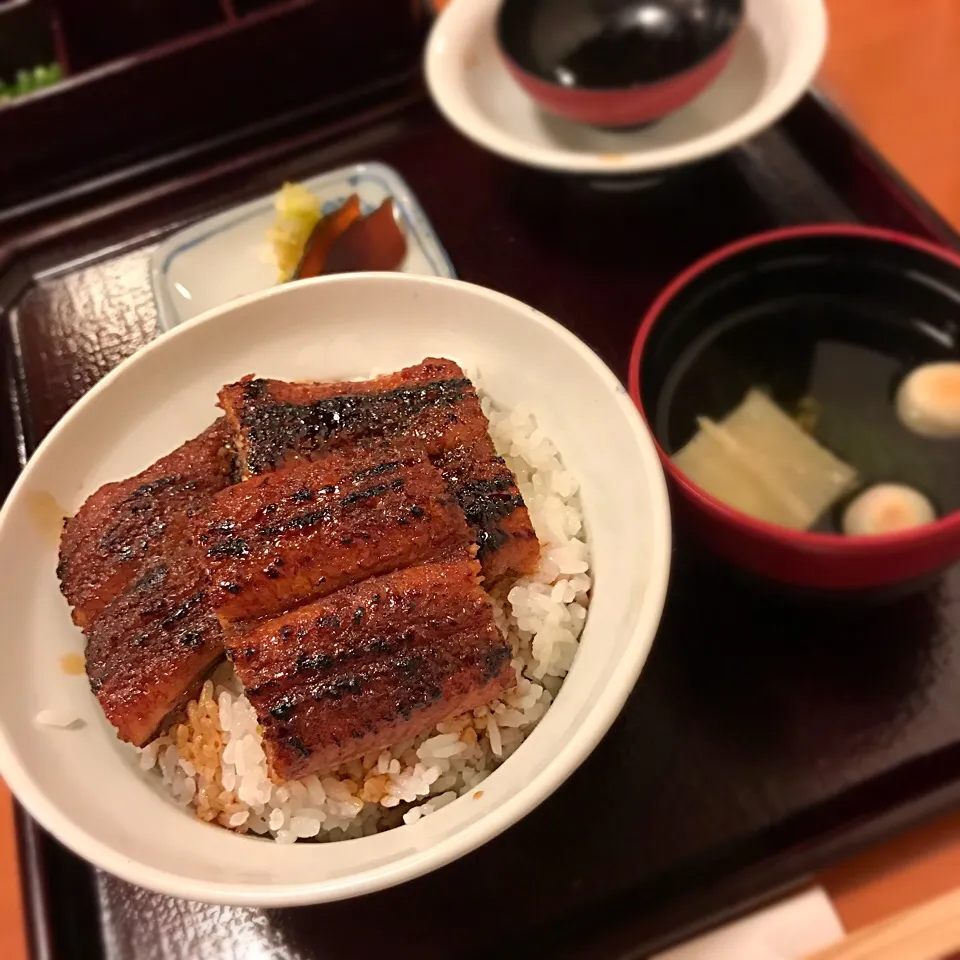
top-left (672, 390), bottom-right (859, 530)
top-left (674, 418), bottom-right (811, 529)
top-left (722, 390), bottom-right (858, 517)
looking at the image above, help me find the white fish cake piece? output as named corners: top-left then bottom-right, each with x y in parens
top-left (842, 483), bottom-right (936, 536)
top-left (895, 362), bottom-right (960, 438)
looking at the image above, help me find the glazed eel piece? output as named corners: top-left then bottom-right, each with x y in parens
top-left (227, 550), bottom-right (512, 779)
top-left (83, 537), bottom-right (225, 746)
top-left (218, 358), bottom-right (539, 582)
top-left (58, 419), bottom-right (235, 628)
top-left (57, 420), bottom-right (235, 745)
top-left (195, 440), bottom-right (472, 627)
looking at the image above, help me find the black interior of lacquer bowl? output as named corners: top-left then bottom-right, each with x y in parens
top-left (497, 0), bottom-right (743, 88)
top-left (639, 233), bottom-right (960, 532)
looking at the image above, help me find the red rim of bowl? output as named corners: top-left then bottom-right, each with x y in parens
top-left (628, 222), bottom-right (960, 556)
top-left (494, 1), bottom-right (744, 93)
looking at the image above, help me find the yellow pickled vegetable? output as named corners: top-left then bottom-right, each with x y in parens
top-left (267, 182), bottom-right (322, 282)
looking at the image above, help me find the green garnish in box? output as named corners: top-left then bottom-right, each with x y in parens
top-left (0, 62), bottom-right (62, 104)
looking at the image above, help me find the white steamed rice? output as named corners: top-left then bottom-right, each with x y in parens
top-left (138, 399), bottom-right (590, 842)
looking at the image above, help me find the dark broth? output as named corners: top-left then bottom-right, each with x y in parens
top-left (655, 299), bottom-right (960, 533)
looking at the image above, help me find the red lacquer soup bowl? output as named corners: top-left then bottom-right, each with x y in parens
top-left (629, 224), bottom-right (960, 594)
top-left (496, 0), bottom-right (743, 129)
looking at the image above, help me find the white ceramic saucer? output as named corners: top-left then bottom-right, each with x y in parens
top-left (151, 162), bottom-right (454, 333)
top-left (425, 0), bottom-right (828, 175)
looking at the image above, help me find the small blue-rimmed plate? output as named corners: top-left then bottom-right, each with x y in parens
top-left (151, 162), bottom-right (455, 332)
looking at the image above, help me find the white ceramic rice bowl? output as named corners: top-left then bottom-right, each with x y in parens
top-left (0, 274), bottom-right (671, 905)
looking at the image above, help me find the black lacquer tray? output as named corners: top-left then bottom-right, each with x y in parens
top-left (2, 74), bottom-right (960, 960)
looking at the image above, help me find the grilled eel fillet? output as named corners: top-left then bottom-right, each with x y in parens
top-left (218, 358), bottom-right (487, 476)
top-left (195, 441), bottom-right (472, 626)
top-left (58, 419), bottom-right (235, 628)
top-left (57, 420), bottom-right (234, 745)
top-left (434, 439), bottom-right (540, 584)
top-left (83, 542), bottom-right (224, 746)
top-left (227, 552), bottom-right (512, 779)
top-left (218, 358), bottom-right (540, 582)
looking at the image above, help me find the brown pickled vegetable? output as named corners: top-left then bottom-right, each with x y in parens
top-left (293, 194), bottom-right (362, 280)
top-left (322, 199), bottom-right (407, 274)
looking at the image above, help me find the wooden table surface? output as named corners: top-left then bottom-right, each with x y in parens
top-left (819, 0), bottom-right (960, 231)
top-left (3, 0), bottom-right (960, 957)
